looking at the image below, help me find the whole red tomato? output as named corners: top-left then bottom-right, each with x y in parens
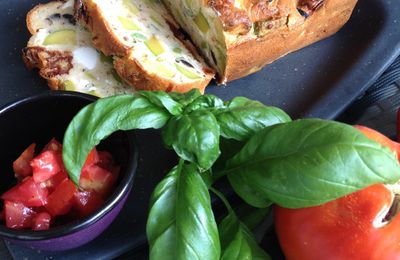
top-left (275, 125), bottom-right (400, 260)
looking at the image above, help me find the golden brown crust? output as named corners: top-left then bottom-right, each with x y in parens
top-left (249, 2), bottom-right (280, 23)
top-left (22, 47), bottom-right (72, 90)
top-left (209, 0), bottom-right (293, 34)
top-left (222, 0), bottom-right (358, 82)
top-left (209, 0), bottom-right (252, 35)
top-left (76, 0), bottom-right (130, 56)
top-left (114, 56), bottom-right (211, 93)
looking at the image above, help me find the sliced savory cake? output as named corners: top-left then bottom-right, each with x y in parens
top-left (23, 0), bottom-right (135, 97)
top-left (76, 0), bottom-right (214, 93)
top-left (161, 0), bottom-right (358, 83)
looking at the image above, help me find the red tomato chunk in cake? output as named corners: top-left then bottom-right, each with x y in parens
top-left (0, 139), bottom-right (120, 230)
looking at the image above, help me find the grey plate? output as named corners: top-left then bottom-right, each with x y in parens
top-left (1, 0), bottom-right (400, 258)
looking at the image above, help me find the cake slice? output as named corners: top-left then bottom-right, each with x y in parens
top-left (161, 0), bottom-right (358, 83)
top-left (23, 0), bottom-right (135, 97)
top-left (76, 0), bottom-right (215, 93)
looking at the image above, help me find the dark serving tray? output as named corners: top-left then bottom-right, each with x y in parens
top-left (1, 0), bottom-right (399, 258)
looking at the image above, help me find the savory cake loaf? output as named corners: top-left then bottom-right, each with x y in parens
top-left (76, 0), bottom-right (215, 93)
top-left (23, 0), bottom-right (135, 97)
top-left (161, 0), bottom-right (358, 83)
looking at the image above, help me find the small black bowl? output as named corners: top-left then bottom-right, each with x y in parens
top-left (0, 91), bottom-right (138, 251)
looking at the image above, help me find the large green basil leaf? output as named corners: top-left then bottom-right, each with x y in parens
top-left (219, 213), bottom-right (270, 260)
top-left (184, 94), bottom-right (224, 113)
top-left (215, 97), bottom-right (291, 141)
top-left (147, 163), bottom-right (220, 260)
top-left (63, 95), bottom-right (170, 185)
top-left (139, 91), bottom-right (183, 115)
top-left (162, 110), bottom-right (220, 170)
top-left (226, 119), bottom-right (400, 208)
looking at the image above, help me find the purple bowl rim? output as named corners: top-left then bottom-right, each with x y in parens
top-left (0, 90), bottom-right (139, 240)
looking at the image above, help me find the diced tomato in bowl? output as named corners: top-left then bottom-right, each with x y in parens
top-left (73, 191), bottom-right (104, 218)
top-left (0, 138), bottom-right (122, 231)
top-left (31, 150), bottom-right (61, 183)
top-left (32, 212), bottom-right (51, 231)
top-left (80, 164), bottom-right (118, 198)
top-left (4, 201), bottom-right (37, 230)
top-left (1, 177), bottom-right (48, 207)
top-left (44, 169), bottom-right (68, 193)
top-left (45, 179), bottom-right (77, 217)
top-left (0, 91), bottom-right (137, 251)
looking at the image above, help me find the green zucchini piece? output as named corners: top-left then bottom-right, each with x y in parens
top-left (194, 12), bottom-right (209, 33)
top-left (43, 29), bottom-right (76, 45)
top-left (118, 16), bottom-right (140, 31)
top-left (175, 63), bottom-right (201, 79)
top-left (144, 36), bottom-right (165, 56)
top-left (84, 71), bottom-right (96, 80)
top-left (132, 32), bottom-right (147, 41)
top-left (88, 90), bottom-right (100, 96)
top-left (62, 80), bottom-right (75, 91)
top-left (173, 47), bottom-right (182, 53)
top-left (156, 63), bottom-right (175, 78)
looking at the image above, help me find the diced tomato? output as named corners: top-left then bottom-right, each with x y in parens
top-left (43, 138), bottom-right (67, 170)
top-left (73, 191), bottom-right (104, 218)
top-left (44, 169), bottom-right (68, 193)
top-left (13, 143), bottom-right (36, 181)
top-left (32, 212), bottom-right (51, 231)
top-left (83, 148), bottom-right (100, 169)
top-left (2, 138), bottom-right (118, 230)
top-left (1, 177), bottom-right (48, 207)
top-left (42, 138), bottom-right (62, 153)
top-left (80, 165), bottom-right (117, 198)
top-left (31, 150), bottom-right (61, 183)
top-left (4, 201), bottom-right (36, 229)
top-left (45, 179), bottom-right (77, 216)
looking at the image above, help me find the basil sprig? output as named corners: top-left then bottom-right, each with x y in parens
top-left (63, 89), bottom-right (290, 183)
top-left (62, 89), bottom-right (400, 259)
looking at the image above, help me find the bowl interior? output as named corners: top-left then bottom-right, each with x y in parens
top-left (0, 91), bottom-right (136, 239)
